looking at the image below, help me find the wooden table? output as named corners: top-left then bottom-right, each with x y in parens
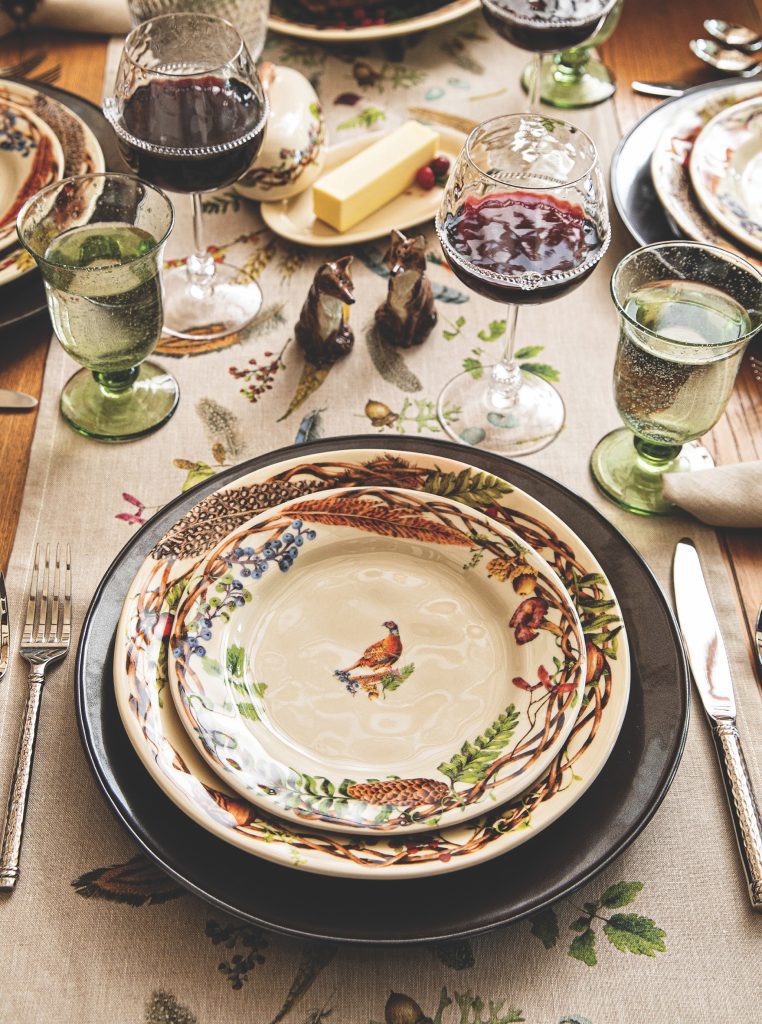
top-left (0, 0), bottom-right (760, 665)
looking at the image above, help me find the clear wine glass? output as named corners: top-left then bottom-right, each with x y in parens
top-left (127, 0), bottom-right (270, 63)
top-left (435, 113), bottom-right (610, 456)
top-left (480, 0), bottom-right (620, 111)
top-left (17, 173), bottom-right (176, 441)
top-left (103, 12), bottom-right (268, 342)
top-left (522, 0), bottom-right (624, 109)
top-left (591, 242), bottom-right (762, 516)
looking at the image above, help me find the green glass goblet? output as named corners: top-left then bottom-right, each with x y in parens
top-left (591, 241), bottom-right (762, 516)
top-left (521, 0), bottom-right (624, 109)
top-left (17, 172), bottom-right (177, 442)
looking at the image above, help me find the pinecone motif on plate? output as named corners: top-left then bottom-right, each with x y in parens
top-left (152, 479), bottom-right (328, 561)
top-left (346, 778), bottom-right (449, 808)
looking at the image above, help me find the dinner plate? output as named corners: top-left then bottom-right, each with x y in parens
top-left (111, 445), bottom-right (625, 881)
top-left (268, 0), bottom-right (479, 42)
top-left (0, 81), bottom-right (122, 333)
top-left (648, 80), bottom-right (762, 265)
top-left (169, 485), bottom-right (586, 834)
top-left (78, 438), bottom-right (687, 941)
top-left (0, 78), bottom-right (106, 289)
top-left (610, 77), bottom-right (762, 255)
top-left (260, 129), bottom-right (463, 247)
top-left (689, 96), bottom-right (762, 256)
top-left (0, 99), bottom-right (64, 251)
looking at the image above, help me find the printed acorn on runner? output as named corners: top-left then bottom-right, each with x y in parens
top-left (385, 992), bottom-right (433, 1024)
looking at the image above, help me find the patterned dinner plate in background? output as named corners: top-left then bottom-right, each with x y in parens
top-left (268, 0), bottom-right (480, 42)
top-left (168, 485), bottom-right (586, 835)
top-left (0, 99), bottom-right (64, 251)
top-left (689, 95), bottom-right (762, 256)
top-left (112, 448), bottom-right (629, 880)
top-left (649, 80), bottom-right (762, 267)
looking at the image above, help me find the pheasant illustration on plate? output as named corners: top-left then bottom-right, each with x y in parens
top-left (335, 620), bottom-right (410, 700)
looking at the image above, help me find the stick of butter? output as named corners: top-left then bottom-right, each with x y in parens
top-left (313, 120), bottom-right (440, 233)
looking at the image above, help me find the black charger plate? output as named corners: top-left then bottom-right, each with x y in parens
top-left (76, 436), bottom-right (689, 945)
top-left (610, 76), bottom-right (749, 248)
top-left (0, 81), bottom-right (125, 332)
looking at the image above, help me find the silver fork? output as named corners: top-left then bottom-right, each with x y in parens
top-left (0, 544), bottom-right (71, 892)
top-left (30, 64), bottom-right (61, 86)
top-left (0, 51), bottom-right (46, 80)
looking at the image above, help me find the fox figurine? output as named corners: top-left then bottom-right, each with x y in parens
top-left (295, 255), bottom-right (356, 366)
top-left (375, 229), bottom-right (437, 349)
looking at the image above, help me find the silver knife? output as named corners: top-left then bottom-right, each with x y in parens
top-left (0, 389), bottom-right (37, 411)
top-left (673, 539), bottom-right (762, 911)
top-left (0, 572), bottom-right (8, 682)
top-left (631, 80), bottom-right (689, 98)
top-left (755, 603), bottom-right (762, 686)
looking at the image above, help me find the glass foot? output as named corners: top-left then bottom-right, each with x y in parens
top-left (521, 55), bottom-right (616, 109)
top-left (438, 366), bottom-right (565, 456)
top-left (162, 262), bottom-right (263, 340)
top-left (61, 361), bottom-right (179, 442)
top-left (590, 427), bottom-right (714, 516)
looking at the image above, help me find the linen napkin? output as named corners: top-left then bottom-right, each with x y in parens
top-left (0, 0), bottom-right (130, 37)
top-left (663, 460), bottom-right (762, 528)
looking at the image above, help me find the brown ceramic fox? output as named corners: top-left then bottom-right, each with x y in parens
top-left (295, 255), bottom-right (355, 366)
top-left (375, 229), bottom-right (437, 349)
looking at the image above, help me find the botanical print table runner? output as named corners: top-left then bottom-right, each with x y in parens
top-left (1, 16), bottom-right (760, 1023)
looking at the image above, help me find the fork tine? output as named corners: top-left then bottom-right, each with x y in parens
top-left (31, 65), bottom-right (61, 85)
top-left (49, 545), bottom-right (61, 642)
top-left (23, 545), bottom-right (40, 644)
top-left (36, 544), bottom-right (50, 643)
top-left (62, 545), bottom-right (71, 645)
top-left (0, 51), bottom-right (45, 79)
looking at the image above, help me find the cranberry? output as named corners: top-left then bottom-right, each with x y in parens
top-left (416, 165), bottom-right (436, 190)
top-left (430, 155), bottom-right (451, 177)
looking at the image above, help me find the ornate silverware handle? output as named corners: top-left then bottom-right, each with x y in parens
top-left (0, 675), bottom-right (44, 890)
top-left (713, 719), bottom-right (762, 911)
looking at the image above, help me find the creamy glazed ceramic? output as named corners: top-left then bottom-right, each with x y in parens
top-left (113, 449), bottom-right (629, 880)
top-left (169, 485), bottom-right (586, 834)
top-left (0, 99), bottom-right (63, 250)
top-left (689, 95), bottom-right (762, 255)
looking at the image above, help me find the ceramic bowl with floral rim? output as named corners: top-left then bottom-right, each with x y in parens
top-left (0, 80), bottom-right (105, 286)
top-left (650, 80), bottom-right (762, 266)
top-left (168, 485), bottom-right (586, 835)
top-left (113, 449), bottom-right (629, 880)
top-left (689, 95), bottom-right (762, 256)
top-left (0, 99), bottom-right (64, 251)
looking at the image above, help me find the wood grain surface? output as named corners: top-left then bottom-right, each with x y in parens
top-left (0, 9), bottom-right (759, 658)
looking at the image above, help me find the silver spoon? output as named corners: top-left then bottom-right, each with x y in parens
top-left (690, 38), bottom-right (762, 76)
top-left (705, 18), bottom-right (762, 53)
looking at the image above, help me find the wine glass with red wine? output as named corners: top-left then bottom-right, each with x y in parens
top-left (435, 113), bottom-right (610, 455)
top-left (104, 12), bottom-right (268, 341)
top-left (480, 0), bottom-right (619, 110)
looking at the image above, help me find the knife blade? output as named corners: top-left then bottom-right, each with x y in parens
top-left (631, 80), bottom-right (689, 97)
top-left (0, 572), bottom-right (8, 682)
top-left (0, 389), bottom-right (37, 411)
top-left (673, 539), bottom-right (762, 911)
top-left (755, 603), bottom-right (762, 686)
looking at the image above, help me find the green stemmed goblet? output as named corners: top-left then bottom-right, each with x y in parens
top-left (591, 241), bottom-right (762, 516)
top-left (521, 0), bottom-right (624, 108)
top-left (17, 173), bottom-right (177, 442)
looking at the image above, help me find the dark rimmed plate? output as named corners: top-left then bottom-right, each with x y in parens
top-left (610, 76), bottom-right (749, 247)
top-left (0, 81), bottom-right (125, 333)
top-left (76, 436), bottom-right (689, 945)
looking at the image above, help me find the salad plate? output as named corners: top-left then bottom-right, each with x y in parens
top-left (0, 99), bottom-right (64, 251)
top-left (649, 79), bottom-right (762, 265)
top-left (169, 485), bottom-right (586, 834)
top-left (268, 1), bottom-right (480, 43)
top-left (689, 95), bottom-right (762, 256)
top-left (260, 128), bottom-right (463, 247)
top-left (109, 445), bottom-right (627, 881)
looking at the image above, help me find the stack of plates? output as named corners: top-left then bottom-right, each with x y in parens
top-left (0, 78), bottom-right (121, 331)
top-left (77, 437), bottom-right (688, 943)
top-left (612, 77), bottom-right (762, 266)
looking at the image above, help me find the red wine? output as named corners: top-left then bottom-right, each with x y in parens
top-left (439, 191), bottom-right (603, 305)
top-left (481, 0), bottom-right (614, 52)
top-left (117, 77), bottom-right (265, 193)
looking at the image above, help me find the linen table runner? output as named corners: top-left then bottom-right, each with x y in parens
top-left (1, 18), bottom-right (760, 1023)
